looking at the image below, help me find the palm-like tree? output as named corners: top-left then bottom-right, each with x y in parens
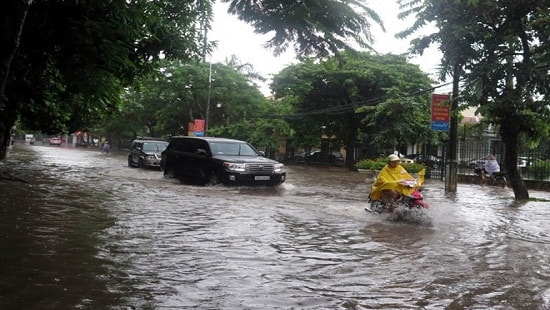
top-left (221, 0), bottom-right (385, 58)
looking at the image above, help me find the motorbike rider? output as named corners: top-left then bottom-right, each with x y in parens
top-left (369, 154), bottom-right (425, 203)
top-left (481, 154), bottom-right (500, 180)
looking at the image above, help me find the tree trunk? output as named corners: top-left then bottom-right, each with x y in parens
top-left (344, 113), bottom-right (360, 170)
top-left (0, 0), bottom-right (32, 160)
top-left (0, 0), bottom-right (31, 97)
top-left (501, 122), bottom-right (529, 200)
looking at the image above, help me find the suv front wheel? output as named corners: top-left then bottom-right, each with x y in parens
top-left (202, 169), bottom-right (220, 186)
top-left (163, 164), bottom-right (175, 179)
top-left (128, 156), bottom-right (136, 168)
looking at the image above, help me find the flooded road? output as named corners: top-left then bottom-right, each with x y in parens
top-left (1, 145), bottom-right (549, 309)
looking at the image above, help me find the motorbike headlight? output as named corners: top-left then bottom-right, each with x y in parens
top-left (224, 162), bottom-right (247, 172)
top-left (274, 163), bottom-right (285, 173)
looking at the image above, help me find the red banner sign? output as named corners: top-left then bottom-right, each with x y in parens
top-left (194, 119), bottom-right (205, 136)
top-left (431, 94), bottom-right (451, 131)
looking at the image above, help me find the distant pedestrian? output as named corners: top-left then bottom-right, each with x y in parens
top-left (101, 141), bottom-right (111, 154)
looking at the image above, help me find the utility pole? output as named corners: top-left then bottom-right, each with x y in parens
top-left (205, 61), bottom-right (212, 136)
top-left (445, 63), bottom-right (460, 192)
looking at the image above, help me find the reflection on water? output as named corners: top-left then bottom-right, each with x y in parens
top-left (1, 145), bottom-right (549, 309)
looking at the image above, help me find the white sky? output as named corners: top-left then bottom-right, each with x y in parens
top-left (209, 1), bottom-right (449, 96)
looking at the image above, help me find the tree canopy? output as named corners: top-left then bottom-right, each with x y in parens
top-left (102, 59), bottom-right (291, 154)
top-left (0, 0), bottom-right (381, 159)
top-left (221, 0), bottom-right (384, 58)
top-left (271, 52), bottom-right (435, 166)
top-left (397, 0), bottom-right (550, 199)
top-left (0, 0), bottom-right (213, 157)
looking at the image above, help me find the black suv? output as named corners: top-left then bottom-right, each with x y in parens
top-left (128, 139), bottom-right (169, 169)
top-left (160, 136), bottom-right (286, 186)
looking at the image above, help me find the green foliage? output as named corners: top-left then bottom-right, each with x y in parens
top-left (222, 0), bottom-right (384, 58)
top-left (105, 59), bottom-right (291, 149)
top-left (355, 157), bottom-right (426, 173)
top-left (1, 0), bottom-right (210, 137)
top-left (397, 0), bottom-right (550, 199)
top-left (3, 0), bottom-right (382, 158)
top-left (397, 1), bottom-right (550, 141)
top-left (355, 158), bottom-right (387, 170)
top-left (401, 162), bottom-right (426, 174)
top-left (271, 52), bottom-right (435, 155)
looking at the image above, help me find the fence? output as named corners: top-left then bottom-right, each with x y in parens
top-left (426, 140), bottom-right (550, 182)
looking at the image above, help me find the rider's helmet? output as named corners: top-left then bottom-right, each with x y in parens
top-left (388, 154), bottom-right (400, 162)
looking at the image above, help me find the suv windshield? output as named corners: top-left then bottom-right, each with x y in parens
top-left (209, 142), bottom-right (258, 156)
top-left (142, 142), bottom-right (167, 152)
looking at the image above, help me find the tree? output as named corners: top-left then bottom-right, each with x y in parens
top-left (0, 0), bottom-right (212, 159)
top-left (397, 0), bottom-right (550, 199)
top-left (271, 52), bottom-right (435, 168)
top-left (223, 54), bottom-right (266, 85)
top-left (106, 60), bottom-right (289, 151)
top-left (222, 0), bottom-right (384, 58)
top-left (0, 0), bottom-right (383, 160)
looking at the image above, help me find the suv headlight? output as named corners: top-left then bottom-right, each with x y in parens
top-left (274, 163), bottom-right (285, 173)
top-left (224, 162), bottom-right (247, 172)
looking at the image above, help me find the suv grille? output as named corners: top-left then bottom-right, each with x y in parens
top-left (248, 163), bottom-right (274, 173)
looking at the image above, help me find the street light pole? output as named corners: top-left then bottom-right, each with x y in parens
top-left (445, 63), bottom-right (460, 193)
top-left (205, 61), bottom-right (212, 136)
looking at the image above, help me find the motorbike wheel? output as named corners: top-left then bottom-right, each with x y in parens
top-left (365, 200), bottom-right (386, 214)
top-left (497, 176), bottom-right (507, 188)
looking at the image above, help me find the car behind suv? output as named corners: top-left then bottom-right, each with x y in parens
top-left (128, 139), bottom-right (168, 169)
top-left (48, 137), bottom-right (62, 146)
top-left (294, 150), bottom-right (344, 165)
top-left (405, 153), bottom-right (442, 169)
top-left (160, 136), bottom-right (286, 186)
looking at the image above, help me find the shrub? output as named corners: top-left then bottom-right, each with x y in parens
top-left (355, 158), bottom-right (387, 170)
top-left (355, 157), bottom-right (426, 173)
top-left (401, 162), bottom-right (427, 173)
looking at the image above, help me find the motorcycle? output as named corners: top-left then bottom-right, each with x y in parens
top-left (365, 180), bottom-right (431, 224)
top-left (473, 166), bottom-right (507, 187)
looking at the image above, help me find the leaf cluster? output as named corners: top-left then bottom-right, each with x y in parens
top-left (355, 157), bottom-right (426, 173)
top-left (398, 0), bottom-right (550, 145)
top-left (4, 0), bottom-right (211, 135)
top-left (105, 60), bottom-right (291, 149)
top-left (222, 0), bottom-right (384, 58)
top-left (271, 52), bottom-right (436, 151)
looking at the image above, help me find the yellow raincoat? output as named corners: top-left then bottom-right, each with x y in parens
top-left (369, 164), bottom-right (426, 200)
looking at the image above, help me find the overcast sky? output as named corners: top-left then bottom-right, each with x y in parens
top-left (209, 1), bottom-right (448, 96)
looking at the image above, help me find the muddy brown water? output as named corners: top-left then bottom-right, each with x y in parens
top-left (1, 145), bottom-right (549, 309)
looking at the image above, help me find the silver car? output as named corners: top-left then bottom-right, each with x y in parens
top-left (128, 139), bottom-right (168, 168)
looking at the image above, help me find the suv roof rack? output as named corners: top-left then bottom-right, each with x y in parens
top-left (135, 136), bottom-right (165, 141)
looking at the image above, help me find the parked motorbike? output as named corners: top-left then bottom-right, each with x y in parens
top-left (365, 180), bottom-right (431, 224)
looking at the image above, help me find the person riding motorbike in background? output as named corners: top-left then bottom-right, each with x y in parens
top-left (480, 154), bottom-right (500, 180)
top-left (369, 154), bottom-right (425, 202)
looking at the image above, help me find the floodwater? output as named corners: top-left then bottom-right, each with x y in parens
top-left (1, 145), bottom-right (549, 309)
